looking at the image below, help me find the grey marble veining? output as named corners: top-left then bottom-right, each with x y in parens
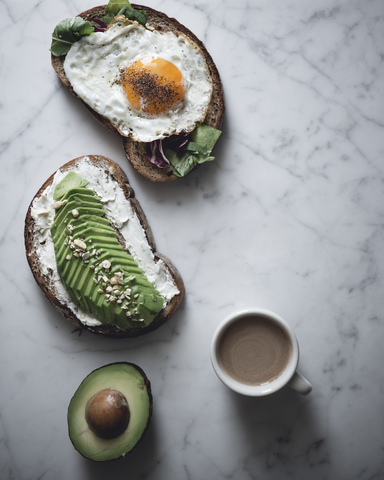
top-left (1, 0), bottom-right (384, 478)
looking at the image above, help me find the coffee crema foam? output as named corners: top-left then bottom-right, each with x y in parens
top-left (217, 316), bottom-right (292, 386)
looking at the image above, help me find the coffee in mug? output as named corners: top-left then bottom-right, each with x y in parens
top-left (217, 315), bottom-right (292, 386)
top-left (211, 309), bottom-right (312, 396)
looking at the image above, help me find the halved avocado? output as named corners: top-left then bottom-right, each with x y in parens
top-left (68, 362), bottom-right (152, 461)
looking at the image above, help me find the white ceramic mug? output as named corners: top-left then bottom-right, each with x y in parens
top-left (210, 308), bottom-right (312, 396)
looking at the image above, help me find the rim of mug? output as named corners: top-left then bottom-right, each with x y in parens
top-left (210, 308), bottom-right (300, 396)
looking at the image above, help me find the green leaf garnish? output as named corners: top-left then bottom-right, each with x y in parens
top-left (103, 0), bottom-right (146, 26)
top-left (50, 17), bottom-right (94, 56)
top-left (116, 5), bottom-right (146, 26)
top-left (105, 0), bottom-right (132, 16)
top-left (166, 124), bottom-right (222, 178)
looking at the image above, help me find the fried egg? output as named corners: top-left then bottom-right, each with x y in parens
top-left (64, 20), bottom-right (213, 142)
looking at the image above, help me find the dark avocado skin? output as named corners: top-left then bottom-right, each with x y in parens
top-left (68, 362), bottom-right (153, 462)
top-left (51, 186), bottom-right (163, 328)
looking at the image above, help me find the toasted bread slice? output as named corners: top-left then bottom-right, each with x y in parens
top-left (51, 4), bottom-right (225, 182)
top-left (25, 155), bottom-right (184, 337)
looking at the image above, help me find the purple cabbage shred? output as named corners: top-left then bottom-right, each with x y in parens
top-left (147, 140), bottom-right (170, 168)
top-left (92, 18), bottom-right (108, 32)
top-left (147, 132), bottom-right (190, 169)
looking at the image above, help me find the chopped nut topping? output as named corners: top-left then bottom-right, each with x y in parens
top-left (110, 277), bottom-right (118, 285)
top-left (100, 260), bottom-right (111, 271)
top-left (102, 275), bottom-right (109, 283)
top-left (66, 254), bottom-right (71, 261)
top-left (73, 239), bottom-right (87, 251)
top-left (82, 252), bottom-right (90, 260)
top-left (115, 272), bottom-right (124, 284)
top-left (106, 286), bottom-right (113, 293)
top-left (72, 209), bottom-right (79, 218)
top-left (98, 288), bottom-right (104, 294)
top-left (37, 211), bottom-right (49, 217)
top-left (53, 201), bottom-right (64, 210)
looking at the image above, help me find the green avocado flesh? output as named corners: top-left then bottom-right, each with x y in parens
top-left (50, 184), bottom-right (163, 328)
top-left (68, 363), bottom-right (152, 461)
top-left (53, 171), bottom-right (90, 200)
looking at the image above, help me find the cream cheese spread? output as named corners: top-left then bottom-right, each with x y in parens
top-left (30, 157), bottom-right (179, 327)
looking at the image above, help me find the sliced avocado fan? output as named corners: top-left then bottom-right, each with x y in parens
top-left (50, 174), bottom-right (163, 329)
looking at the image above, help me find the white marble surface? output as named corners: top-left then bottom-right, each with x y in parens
top-left (1, 0), bottom-right (384, 478)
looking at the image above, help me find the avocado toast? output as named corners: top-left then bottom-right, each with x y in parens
top-left (25, 155), bottom-right (184, 337)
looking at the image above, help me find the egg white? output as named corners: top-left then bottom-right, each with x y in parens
top-left (64, 21), bottom-right (213, 142)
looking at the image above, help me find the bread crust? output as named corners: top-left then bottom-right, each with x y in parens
top-left (51, 4), bottom-right (225, 182)
top-left (24, 155), bottom-right (185, 338)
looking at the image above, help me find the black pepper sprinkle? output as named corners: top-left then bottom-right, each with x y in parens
top-left (122, 68), bottom-right (182, 114)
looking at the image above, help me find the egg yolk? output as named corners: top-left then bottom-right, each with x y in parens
top-left (122, 57), bottom-right (185, 115)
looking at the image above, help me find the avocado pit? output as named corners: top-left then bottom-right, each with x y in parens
top-left (85, 388), bottom-right (130, 439)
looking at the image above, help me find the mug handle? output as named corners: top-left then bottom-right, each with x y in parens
top-left (288, 371), bottom-right (312, 395)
